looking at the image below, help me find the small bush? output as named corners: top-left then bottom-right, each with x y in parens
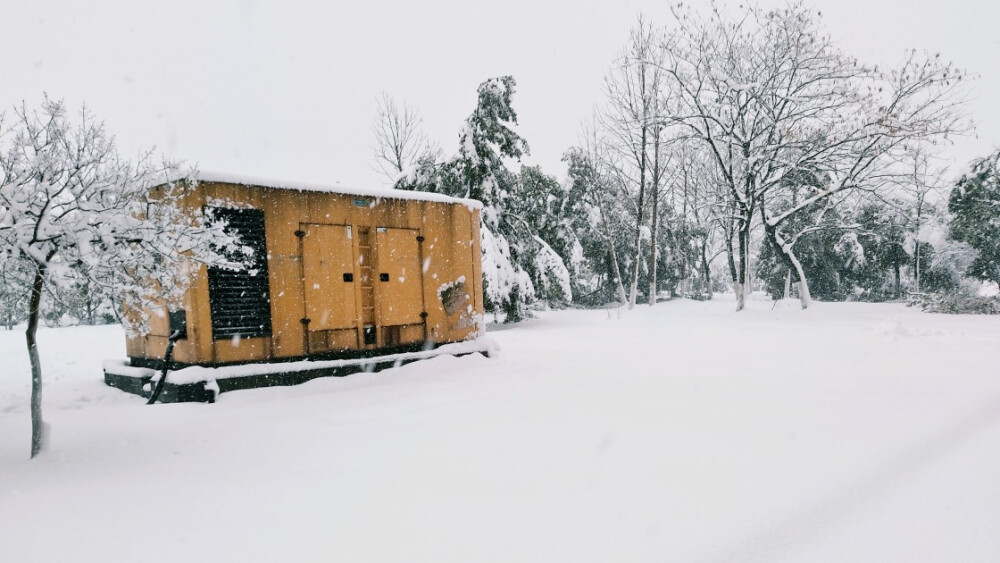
top-left (910, 292), bottom-right (1000, 315)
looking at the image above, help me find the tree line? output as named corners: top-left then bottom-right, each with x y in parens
top-left (375, 2), bottom-right (996, 319)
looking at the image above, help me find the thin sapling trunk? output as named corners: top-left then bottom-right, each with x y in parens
top-left (27, 262), bottom-right (49, 458)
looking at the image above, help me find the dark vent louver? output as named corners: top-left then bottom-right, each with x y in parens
top-left (207, 208), bottom-right (273, 340)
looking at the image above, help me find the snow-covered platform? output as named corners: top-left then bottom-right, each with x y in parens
top-left (103, 338), bottom-right (496, 403)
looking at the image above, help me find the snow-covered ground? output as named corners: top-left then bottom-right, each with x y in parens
top-left (2, 296), bottom-right (999, 562)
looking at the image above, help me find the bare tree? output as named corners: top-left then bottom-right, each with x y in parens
top-left (371, 92), bottom-right (434, 185)
top-left (0, 97), bottom-right (244, 458)
top-left (658, 3), bottom-right (967, 310)
top-left (600, 16), bottom-right (665, 309)
top-left (903, 149), bottom-right (949, 293)
top-left (673, 143), bottom-right (728, 298)
top-left (646, 101), bottom-right (672, 305)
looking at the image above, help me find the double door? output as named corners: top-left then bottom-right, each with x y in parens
top-left (300, 224), bottom-right (424, 347)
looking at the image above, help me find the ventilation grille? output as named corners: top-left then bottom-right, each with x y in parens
top-left (207, 208), bottom-right (273, 340)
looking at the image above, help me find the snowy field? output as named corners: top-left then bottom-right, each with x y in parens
top-left (2, 296), bottom-right (1000, 562)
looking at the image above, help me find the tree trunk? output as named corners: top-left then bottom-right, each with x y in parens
top-left (772, 232), bottom-right (810, 308)
top-left (790, 255), bottom-right (810, 308)
top-left (735, 213), bottom-right (751, 312)
top-left (724, 220), bottom-right (739, 307)
top-left (628, 124), bottom-right (648, 310)
top-left (647, 130), bottom-right (660, 306)
top-left (701, 240), bottom-right (712, 299)
top-left (629, 237), bottom-right (642, 308)
top-left (761, 197), bottom-right (810, 309)
top-left (893, 261), bottom-right (901, 298)
top-left (607, 243), bottom-right (628, 305)
top-left (27, 263), bottom-right (48, 458)
top-left (783, 269), bottom-right (792, 300)
top-left (763, 223), bottom-right (811, 309)
top-left (596, 192), bottom-right (628, 304)
top-left (914, 193), bottom-right (924, 293)
top-left (648, 206), bottom-right (658, 305)
top-left (680, 228), bottom-right (689, 296)
top-left (85, 291), bottom-right (96, 325)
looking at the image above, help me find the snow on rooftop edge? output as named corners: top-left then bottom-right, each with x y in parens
top-left (163, 171), bottom-right (484, 209)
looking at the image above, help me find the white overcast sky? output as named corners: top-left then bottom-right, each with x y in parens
top-left (2, 0), bottom-right (998, 188)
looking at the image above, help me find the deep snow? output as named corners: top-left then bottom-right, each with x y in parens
top-left (1, 297), bottom-right (999, 562)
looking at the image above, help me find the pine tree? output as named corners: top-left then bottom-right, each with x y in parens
top-left (949, 151), bottom-right (1000, 290)
top-left (398, 77), bottom-right (543, 321)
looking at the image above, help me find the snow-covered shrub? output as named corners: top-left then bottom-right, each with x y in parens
top-left (949, 151), bottom-right (1000, 290)
top-left (527, 236), bottom-right (572, 305)
top-left (912, 292), bottom-right (1000, 315)
top-left (480, 224), bottom-right (535, 322)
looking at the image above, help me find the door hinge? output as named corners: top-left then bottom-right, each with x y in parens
top-left (300, 317), bottom-right (311, 325)
top-left (416, 235), bottom-right (425, 242)
top-left (294, 230), bottom-right (306, 238)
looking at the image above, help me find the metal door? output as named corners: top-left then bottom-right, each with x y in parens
top-left (375, 228), bottom-right (424, 326)
top-left (301, 224), bottom-right (359, 331)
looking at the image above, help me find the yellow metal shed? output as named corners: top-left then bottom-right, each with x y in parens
top-left (125, 175), bottom-right (484, 370)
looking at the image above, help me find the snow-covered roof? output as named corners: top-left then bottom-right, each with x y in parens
top-left (177, 172), bottom-right (483, 209)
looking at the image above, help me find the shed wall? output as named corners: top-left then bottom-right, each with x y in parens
top-left (126, 181), bottom-right (483, 366)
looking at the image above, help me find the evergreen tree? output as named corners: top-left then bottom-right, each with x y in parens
top-left (563, 146), bottom-right (631, 304)
top-left (912, 243), bottom-right (961, 293)
top-left (399, 76), bottom-right (566, 322)
top-left (654, 204), bottom-right (690, 298)
top-left (949, 151), bottom-right (1000, 290)
top-left (757, 220), bottom-right (859, 301)
top-left (511, 166), bottom-right (574, 304)
top-left (853, 203), bottom-right (909, 300)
